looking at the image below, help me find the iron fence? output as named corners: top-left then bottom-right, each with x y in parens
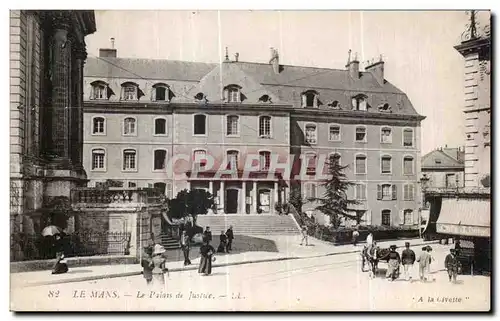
top-left (10, 231), bottom-right (132, 262)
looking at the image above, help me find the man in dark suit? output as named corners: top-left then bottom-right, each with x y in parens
top-left (180, 230), bottom-right (191, 266)
top-left (225, 226), bottom-right (234, 252)
top-left (203, 227), bottom-right (212, 243)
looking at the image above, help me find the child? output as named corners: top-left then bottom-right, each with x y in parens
top-left (141, 245), bottom-right (154, 286)
top-left (151, 244), bottom-right (169, 290)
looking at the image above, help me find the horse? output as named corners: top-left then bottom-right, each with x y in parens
top-left (361, 246), bottom-right (393, 278)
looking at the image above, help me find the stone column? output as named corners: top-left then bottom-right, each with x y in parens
top-left (240, 181), bottom-right (247, 214)
top-left (274, 181), bottom-right (279, 214)
top-left (48, 12), bottom-right (72, 168)
top-left (209, 181), bottom-right (214, 196)
top-left (72, 41), bottom-right (87, 170)
top-left (220, 181), bottom-right (225, 214)
top-left (252, 181), bottom-right (258, 214)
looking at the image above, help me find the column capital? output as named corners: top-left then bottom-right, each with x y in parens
top-left (50, 11), bottom-right (73, 31)
top-left (72, 41), bottom-right (88, 60)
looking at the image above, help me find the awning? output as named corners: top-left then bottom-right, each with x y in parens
top-left (436, 198), bottom-right (490, 237)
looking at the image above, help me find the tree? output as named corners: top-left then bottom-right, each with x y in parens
top-left (167, 189), bottom-right (215, 220)
top-left (289, 180), bottom-right (304, 212)
top-left (312, 157), bottom-right (360, 228)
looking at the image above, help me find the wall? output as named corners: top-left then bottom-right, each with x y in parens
top-left (422, 169), bottom-right (465, 188)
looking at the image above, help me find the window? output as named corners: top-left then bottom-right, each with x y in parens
top-left (128, 182), bottom-right (137, 188)
top-left (123, 117), bottom-right (136, 135)
top-left (92, 117), bottom-right (105, 135)
top-left (193, 150), bottom-right (207, 170)
top-left (193, 114), bottom-right (207, 135)
top-left (403, 156), bottom-right (414, 175)
top-left (403, 184), bottom-right (415, 201)
top-left (90, 81), bottom-right (111, 100)
top-left (381, 155), bottom-right (392, 174)
top-left (403, 128), bottom-right (414, 147)
top-left (152, 83), bottom-right (169, 102)
top-left (435, 159), bottom-right (442, 164)
top-left (154, 118), bottom-right (167, 135)
top-left (403, 209), bottom-right (413, 225)
top-left (352, 95), bottom-right (368, 111)
top-left (355, 184), bottom-right (367, 200)
top-left (355, 127), bottom-right (367, 142)
top-left (378, 184), bottom-right (397, 200)
top-left (381, 210), bottom-right (391, 226)
top-left (305, 124), bottom-right (317, 144)
top-left (259, 151), bottom-right (271, 170)
top-left (259, 116), bottom-right (271, 138)
top-left (446, 174), bottom-right (457, 188)
top-left (305, 153), bottom-right (317, 173)
top-left (305, 183), bottom-right (317, 199)
top-left (302, 90), bottom-right (318, 108)
top-left (226, 115), bottom-right (239, 136)
top-left (154, 150), bottom-right (167, 170)
top-left (381, 127), bottom-right (392, 143)
top-left (123, 149), bottom-right (137, 171)
top-left (355, 155), bottom-right (367, 174)
top-left (329, 125), bottom-right (341, 141)
top-left (225, 85), bottom-right (241, 103)
top-left (227, 150), bottom-right (238, 170)
top-left (91, 149), bottom-right (105, 170)
top-left (122, 83), bottom-right (139, 100)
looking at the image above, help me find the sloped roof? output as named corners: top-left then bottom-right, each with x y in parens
top-left (422, 149), bottom-right (465, 169)
top-left (84, 56), bottom-right (421, 116)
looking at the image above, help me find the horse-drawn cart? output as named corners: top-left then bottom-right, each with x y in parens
top-left (361, 246), bottom-right (400, 279)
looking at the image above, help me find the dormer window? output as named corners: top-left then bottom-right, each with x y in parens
top-left (352, 94), bottom-right (368, 111)
top-left (121, 82), bottom-right (143, 101)
top-left (224, 85), bottom-right (241, 103)
top-left (152, 83), bottom-right (170, 102)
top-left (302, 90), bottom-right (319, 108)
top-left (258, 95), bottom-right (272, 103)
top-left (90, 81), bottom-right (113, 100)
top-left (328, 100), bottom-right (340, 109)
top-left (378, 102), bottom-right (391, 112)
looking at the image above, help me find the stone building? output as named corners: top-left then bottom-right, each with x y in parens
top-left (83, 46), bottom-right (425, 227)
top-left (421, 146), bottom-right (465, 189)
top-left (10, 10), bottom-right (96, 242)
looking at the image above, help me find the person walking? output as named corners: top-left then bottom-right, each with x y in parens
top-left (141, 245), bottom-right (154, 285)
top-left (401, 242), bottom-right (416, 281)
top-left (366, 232), bottom-right (374, 246)
top-left (203, 226), bottom-right (212, 243)
top-left (151, 244), bottom-right (169, 290)
top-left (416, 246), bottom-right (432, 282)
top-left (51, 234), bottom-right (67, 274)
top-left (217, 231), bottom-right (227, 253)
top-left (180, 230), bottom-right (191, 266)
top-left (385, 245), bottom-right (401, 281)
top-left (300, 226), bottom-right (308, 246)
top-left (445, 249), bottom-right (461, 283)
top-left (225, 226), bottom-right (234, 253)
top-left (198, 238), bottom-right (216, 276)
top-left (426, 246), bottom-right (435, 281)
top-left (352, 229), bottom-right (360, 246)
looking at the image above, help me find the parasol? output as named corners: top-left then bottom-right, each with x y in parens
top-left (41, 225), bottom-right (62, 237)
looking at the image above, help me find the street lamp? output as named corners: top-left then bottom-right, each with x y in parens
top-left (418, 174), bottom-right (430, 240)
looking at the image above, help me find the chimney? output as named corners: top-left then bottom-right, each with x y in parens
top-left (365, 54), bottom-right (385, 85)
top-left (269, 47), bottom-right (280, 74)
top-left (345, 50), bottom-right (360, 80)
top-left (99, 37), bottom-right (117, 58)
top-left (235, 52), bottom-right (239, 62)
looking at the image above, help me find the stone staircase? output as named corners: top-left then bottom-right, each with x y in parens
top-left (159, 235), bottom-right (181, 250)
top-left (195, 214), bottom-right (301, 236)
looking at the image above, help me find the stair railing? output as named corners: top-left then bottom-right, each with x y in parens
top-left (287, 203), bottom-right (304, 231)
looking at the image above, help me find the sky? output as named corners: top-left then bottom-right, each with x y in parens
top-left (84, 10), bottom-right (490, 155)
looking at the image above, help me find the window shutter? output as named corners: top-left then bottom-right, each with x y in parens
top-left (302, 95), bottom-right (307, 107)
top-left (366, 210), bottom-right (372, 226)
top-left (410, 184), bottom-right (415, 201)
top-left (377, 184), bottom-right (382, 200)
top-left (351, 98), bottom-right (357, 109)
top-left (151, 87), bottom-right (156, 101)
top-left (392, 184), bottom-right (397, 200)
top-left (399, 210), bottom-right (404, 225)
top-left (413, 209), bottom-right (419, 226)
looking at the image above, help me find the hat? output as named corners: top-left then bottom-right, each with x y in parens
top-left (153, 244), bottom-right (166, 255)
top-left (390, 245), bottom-right (397, 249)
top-left (450, 249), bottom-right (456, 253)
top-left (405, 242), bottom-right (410, 246)
top-left (426, 246), bottom-right (433, 251)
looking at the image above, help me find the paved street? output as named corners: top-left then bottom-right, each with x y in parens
top-left (11, 244), bottom-right (490, 311)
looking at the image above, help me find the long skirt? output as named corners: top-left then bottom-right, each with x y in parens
top-left (151, 273), bottom-right (165, 290)
top-left (386, 259), bottom-right (399, 279)
top-left (198, 256), bottom-right (212, 275)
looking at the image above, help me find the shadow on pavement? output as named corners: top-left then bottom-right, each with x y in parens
top-left (229, 235), bottom-right (279, 254)
top-left (66, 269), bottom-right (94, 274)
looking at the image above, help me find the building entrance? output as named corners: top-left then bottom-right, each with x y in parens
top-left (225, 189), bottom-right (238, 214)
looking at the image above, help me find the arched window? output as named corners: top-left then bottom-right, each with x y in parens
top-left (193, 150), bottom-right (207, 170)
top-left (403, 209), bottom-right (413, 225)
top-left (92, 116), bottom-right (106, 135)
top-left (355, 183), bottom-right (367, 200)
top-left (329, 124), bottom-right (341, 141)
top-left (226, 115), bottom-right (239, 136)
top-left (403, 184), bottom-right (415, 201)
top-left (224, 85), bottom-right (242, 103)
top-left (154, 118), bottom-right (167, 135)
top-left (259, 151), bottom-right (271, 170)
top-left (305, 183), bottom-right (317, 199)
top-left (305, 153), bottom-right (317, 173)
top-left (90, 81), bottom-right (113, 100)
top-left (259, 115), bottom-right (272, 138)
top-left (121, 82), bottom-right (143, 101)
top-left (193, 114), bottom-right (207, 135)
top-left (91, 148), bottom-right (106, 170)
top-left (122, 149), bottom-right (137, 171)
top-left (152, 83), bottom-right (170, 102)
top-left (153, 149), bottom-right (167, 170)
top-left (403, 156), bottom-right (414, 175)
top-left (355, 126), bottom-right (367, 142)
top-left (352, 94), bottom-right (368, 111)
top-left (381, 155), bottom-right (392, 174)
top-left (123, 117), bottom-right (136, 135)
top-left (302, 90), bottom-right (319, 108)
top-left (381, 127), bottom-right (392, 143)
top-left (403, 128), bottom-right (414, 147)
top-left (305, 123), bottom-right (317, 144)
